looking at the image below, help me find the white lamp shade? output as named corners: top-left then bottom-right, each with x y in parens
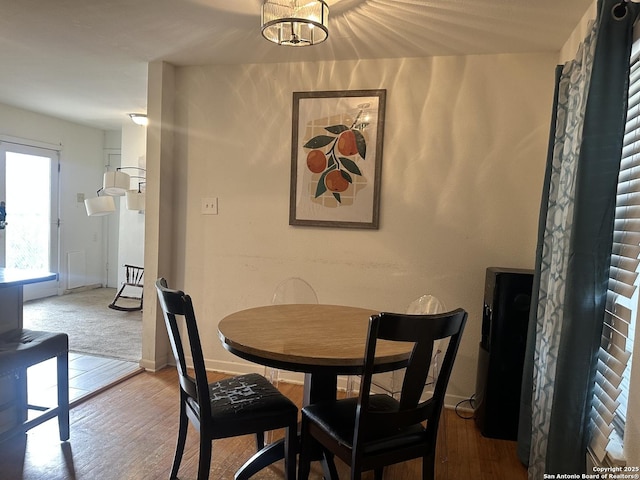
top-left (125, 190), bottom-right (145, 211)
top-left (103, 171), bottom-right (130, 196)
top-left (85, 195), bottom-right (116, 216)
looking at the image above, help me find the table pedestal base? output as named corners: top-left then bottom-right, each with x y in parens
top-left (235, 372), bottom-right (340, 480)
top-left (234, 438), bottom-right (338, 480)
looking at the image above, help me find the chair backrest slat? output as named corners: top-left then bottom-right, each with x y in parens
top-left (354, 308), bottom-right (467, 449)
top-left (155, 278), bottom-right (211, 419)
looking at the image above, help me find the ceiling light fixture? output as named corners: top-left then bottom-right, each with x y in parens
top-left (103, 170), bottom-right (131, 196)
top-left (128, 113), bottom-right (148, 126)
top-left (125, 181), bottom-right (146, 212)
top-left (85, 167), bottom-right (146, 216)
top-left (261, 0), bottom-right (329, 46)
top-left (84, 190), bottom-right (116, 217)
top-left (103, 166), bottom-right (146, 197)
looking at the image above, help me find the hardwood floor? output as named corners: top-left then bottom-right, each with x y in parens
top-left (0, 367), bottom-right (527, 480)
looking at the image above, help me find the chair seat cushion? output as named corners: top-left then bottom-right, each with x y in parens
top-left (303, 394), bottom-right (426, 455)
top-left (186, 373), bottom-right (297, 433)
top-left (0, 329), bottom-right (68, 376)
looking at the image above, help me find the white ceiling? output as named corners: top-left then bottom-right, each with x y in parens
top-left (0, 0), bottom-right (593, 130)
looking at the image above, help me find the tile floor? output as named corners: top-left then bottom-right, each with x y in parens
top-left (27, 353), bottom-right (142, 409)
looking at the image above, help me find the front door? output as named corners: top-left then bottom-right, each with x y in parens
top-left (0, 141), bottom-right (60, 300)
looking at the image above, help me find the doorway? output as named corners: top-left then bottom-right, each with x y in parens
top-left (0, 141), bottom-right (59, 300)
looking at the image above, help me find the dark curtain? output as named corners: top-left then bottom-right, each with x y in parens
top-left (518, 0), bottom-right (639, 475)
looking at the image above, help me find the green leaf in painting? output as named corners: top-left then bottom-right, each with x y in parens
top-left (325, 124), bottom-right (349, 134)
top-left (315, 173), bottom-right (328, 198)
top-left (354, 130), bottom-right (367, 159)
top-left (333, 192), bottom-right (342, 203)
top-left (340, 169), bottom-right (353, 184)
top-left (304, 135), bottom-right (335, 149)
top-left (339, 157), bottom-right (362, 176)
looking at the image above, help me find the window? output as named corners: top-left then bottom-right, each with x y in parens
top-left (589, 41), bottom-right (640, 465)
top-left (0, 139), bottom-right (60, 300)
top-left (5, 150), bottom-right (52, 269)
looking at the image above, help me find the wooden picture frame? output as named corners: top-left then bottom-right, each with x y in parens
top-left (289, 89), bottom-right (386, 229)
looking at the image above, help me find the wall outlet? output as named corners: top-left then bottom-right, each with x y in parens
top-left (201, 197), bottom-right (218, 215)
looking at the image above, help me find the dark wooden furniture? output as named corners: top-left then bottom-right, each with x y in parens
top-left (0, 268), bottom-right (62, 439)
top-left (155, 279), bottom-right (298, 480)
top-left (0, 329), bottom-right (69, 443)
top-left (217, 304), bottom-right (414, 479)
top-left (298, 308), bottom-right (467, 480)
top-left (0, 268), bottom-right (57, 334)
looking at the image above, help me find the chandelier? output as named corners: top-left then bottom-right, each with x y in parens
top-left (85, 167), bottom-right (146, 216)
top-left (261, 0), bottom-right (329, 46)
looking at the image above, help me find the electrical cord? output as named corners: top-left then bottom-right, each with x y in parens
top-left (455, 393), bottom-right (477, 419)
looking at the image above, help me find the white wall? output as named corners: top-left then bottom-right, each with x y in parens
top-left (0, 102), bottom-right (111, 290)
top-left (150, 52), bottom-right (557, 404)
top-left (141, 61), bottom-right (176, 370)
top-left (559, 2), bottom-right (597, 63)
top-left (116, 121), bottom-right (146, 285)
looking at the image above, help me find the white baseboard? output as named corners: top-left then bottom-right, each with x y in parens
top-left (139, 358), bottom-right (167, 372)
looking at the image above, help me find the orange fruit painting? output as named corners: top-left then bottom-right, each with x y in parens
top-left (302, 112), bottom-right (367, 204)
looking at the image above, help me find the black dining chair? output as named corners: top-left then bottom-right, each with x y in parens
top-left (155, 278), bottom-right (298, 480)
top-left (298, 308), bottom-right (467, 480)
top-left (0, 328), bottom-right (69, 444)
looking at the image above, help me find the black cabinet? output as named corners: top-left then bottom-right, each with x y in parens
top-left (474, 267), bottom-right (534, 440)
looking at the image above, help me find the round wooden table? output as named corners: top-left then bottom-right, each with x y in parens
top-left (218, 303), bottom-right (411, 378)
top-left (217, 304), bottom-right (413, 479)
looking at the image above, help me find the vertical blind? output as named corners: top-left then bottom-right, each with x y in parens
top-left (589, 49), bottom-right (640, 464)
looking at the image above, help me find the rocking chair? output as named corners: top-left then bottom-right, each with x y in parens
top-left (108, 264), bottom-right (144, 311)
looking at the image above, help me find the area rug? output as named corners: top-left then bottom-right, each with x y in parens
top-left (22, 288), bottom-right (142, 362)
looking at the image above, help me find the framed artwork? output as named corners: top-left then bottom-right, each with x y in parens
top-left (289, 89), bottom-right (386, 229)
